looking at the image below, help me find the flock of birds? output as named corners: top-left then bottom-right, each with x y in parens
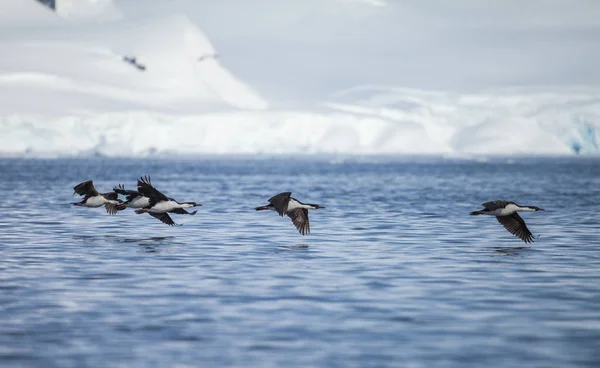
top-left (72, 177), bottom-right (545, 243)
top-left (73, 177), bottom-right (201, 226)
top-left (71, 176), bottom-right (324, 235)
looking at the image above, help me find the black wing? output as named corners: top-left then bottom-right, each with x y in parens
top-left (482, 200), bottom-right (508, 210)
top-left (137, 176), bottom-right (169, 205)
top-left (496, 213), bottom-right (535, 244)
top-left (114, 184), bottom-right (142, 203)
top-left (169, 208), bottom-right (197, 215)
top-left (102, 192), bottom-right (120, 201)
top-left (287, 208), bottom-right (310, 235)
top-left (113, 184), bottom-right (129, 196)
top-left (268, 192), bottom-right (291, 216)
top-left (104, 203), bottom-right (121, 215)
top-left (113, 184), bottom-right (140, 200)
top-left (73, 180), bottom-right (98, 197)
top-left (149, 212), bottom-right (177, 226)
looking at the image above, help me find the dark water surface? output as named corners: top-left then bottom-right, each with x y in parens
top-left (0, 157), bottom-right (599, 367)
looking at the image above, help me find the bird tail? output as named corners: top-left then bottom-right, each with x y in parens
top-left (255, 206), bottom-right (270, 211)
top-left (470, 210), bottom-right (485, 215)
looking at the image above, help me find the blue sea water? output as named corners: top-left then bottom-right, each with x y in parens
top-left (0, 157), bottom-right (599, 368)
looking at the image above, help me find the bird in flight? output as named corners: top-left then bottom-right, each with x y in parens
top-left (134, 176), bottom-right (202, 226)
top-left (470, 200), bottom-right (544, 243)
top-left (256, 192), bottom-right (325, 235)
top-left (72, 180), bottom-right (122, 215)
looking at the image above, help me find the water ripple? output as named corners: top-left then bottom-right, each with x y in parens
top-left (0, 157), bottom-right (599, 367)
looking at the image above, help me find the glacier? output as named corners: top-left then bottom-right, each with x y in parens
top-left (0, 0), bottom-right (599, 157)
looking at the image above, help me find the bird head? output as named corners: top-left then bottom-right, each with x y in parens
top-left (523, 205), bottom-right (544, 212)
top-left (184, 202), bottom-right (202, 207)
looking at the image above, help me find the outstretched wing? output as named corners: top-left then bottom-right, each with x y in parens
top-left (73, 180), bottom-right (98, 197)
top-left (482, 200), bottom-right (508, 210)
top-left (113, 184), bottom-right (140, 201)
top-left (169, 208), bottom-right (197, 215)
top-left (149, 212), bottom-right (177, 226)
top-left (496, 213), bottom-right (535, 244)
top-left (113, 184), bottom-right (129, 196)
top-left (105, 203), bottom-right (121, 215)
top-left (137, 176), bottom-right (169, 206)
top-left (268, 192), bottom-right (291, 216)
top-left (287, 208), bottom-right (310, 235)
top-left (102, 192), bottom-right (120, 201)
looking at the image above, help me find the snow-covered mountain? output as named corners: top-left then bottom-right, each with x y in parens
top-left (0, 0), bottom-right (599, 157)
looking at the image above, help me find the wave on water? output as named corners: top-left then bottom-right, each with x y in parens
top-left (0, 1), bottom-right (599, 157)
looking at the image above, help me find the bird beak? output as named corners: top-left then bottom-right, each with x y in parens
top-left (318, 205), bottom-right (325, 209)
top-left (196, 203), bottom-right (203, 207)
top-left (538, 208), bottom-right (545, 211)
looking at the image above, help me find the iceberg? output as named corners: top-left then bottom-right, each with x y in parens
top-left (2, 87), bottom-right (599, 157)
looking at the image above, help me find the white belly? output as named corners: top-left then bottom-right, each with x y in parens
top-left (287, 199), bottom-right (301, 211)
top-left (129, 196), bottom-right (150, 208)
top-left (496, 204), bottom-right (520, 216)
top-left (287, 198), bottom-right (312, 211)
top-left (149, 200), bottom-right (178, 213)
top-left (84, 196), bottom-right (106, 207)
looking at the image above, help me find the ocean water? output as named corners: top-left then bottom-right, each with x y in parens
top-left (0, 157), bottom-right (599, 368)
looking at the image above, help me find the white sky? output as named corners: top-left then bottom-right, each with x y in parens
top-left (116, 0), bottom-right (600, 101)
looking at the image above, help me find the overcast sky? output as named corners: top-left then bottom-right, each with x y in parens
top-left (94, 0), bottom-right (600, 100)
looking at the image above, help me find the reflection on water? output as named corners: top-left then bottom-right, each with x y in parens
top-left (0, 157), bottom-right (599, 367)
top-left (278, 244), bottom-right (310, 250)
top-left (492, 246), bottom-right (531, 257)
top-left (120, 236), bottom-right (175, 243)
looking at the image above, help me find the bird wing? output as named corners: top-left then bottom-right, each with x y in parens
top-left (123, 190), bottom-right (144, 203)
top-left (73, 180), bottom-right (98, 197)
top-left (169, 208), bottom-right (197, 215)
top-left (496, 213), bottom-right (535, 244)
top-left (113, 184), bottom-right (140, 201)
top-left (482, 200), bottom-right (508, 210)
top-left (287, 208), bottom-right (310, 235)
top-left (125, 193), bottom-right (140, 203)
top-left (137, 176), bottom-right (169, 205)
top-left (149, 212), bottom-right (177, 226)
top-left (113, 184), bottom-right (129, 196)
top-left (268, 192), bottom-right (291, 216)
top-left (105, 203), bottom-right (120, 215)
top-left (102, 192), bottom-right (120, 201)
